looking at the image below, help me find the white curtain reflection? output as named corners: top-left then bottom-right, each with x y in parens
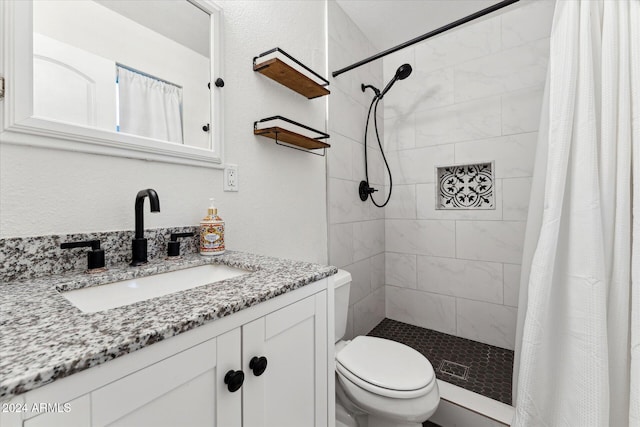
top-left (117, 66), bottom-right (183, 144)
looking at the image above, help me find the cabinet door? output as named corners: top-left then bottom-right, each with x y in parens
top-left (215, 328), bottom-right (242, 427)
top-left (91, 337), bottom-right (219, 427)
top-left (242, 291), bottom-right (327, 427)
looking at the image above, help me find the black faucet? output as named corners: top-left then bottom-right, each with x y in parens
top-left (131, 189), bottom-right (160, 266)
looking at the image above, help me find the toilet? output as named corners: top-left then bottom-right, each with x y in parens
top-left (333, 270), bottom-right (439, 427)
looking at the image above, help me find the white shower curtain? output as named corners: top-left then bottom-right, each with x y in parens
top-left (513, 1), bottom-right (639, 426)
top-left (117, 66), bottom-right (183, 144)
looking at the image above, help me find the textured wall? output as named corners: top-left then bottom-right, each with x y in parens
top-left (381, 1), bottom-right (555, 349)
top-left (0, 1), bottom-right (328, 265)
top-left (327, 0), bottom-right (386, 340)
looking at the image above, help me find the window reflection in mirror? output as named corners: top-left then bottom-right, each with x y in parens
top-left (32, 0), bottom-right (211, 149)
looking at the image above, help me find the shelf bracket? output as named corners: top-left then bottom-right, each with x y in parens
top-left (273, 131), bottom-right (326, 157)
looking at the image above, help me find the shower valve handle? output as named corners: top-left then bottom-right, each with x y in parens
top-left (359, 180), bottom-right (378, 201)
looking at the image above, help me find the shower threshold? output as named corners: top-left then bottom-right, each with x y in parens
top-left (367, 318), bottom-right (515, 426)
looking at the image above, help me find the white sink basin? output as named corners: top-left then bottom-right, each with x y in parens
top-left (61, 264), bottom-right (250, 313)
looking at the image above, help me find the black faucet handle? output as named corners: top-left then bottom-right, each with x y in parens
top-left (168, 232), bottom-right (195, 257)
top-left (61, 239), bottom-right (101, 251)
top-left (61, 239), bottom-right (105, 271)
top-left (170, 232), bottom-right (195, 242)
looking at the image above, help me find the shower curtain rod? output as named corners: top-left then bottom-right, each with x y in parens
top-left (331, 0), bottom-right (520, 78)
top-left (117, 63), bottom-right (183, 89)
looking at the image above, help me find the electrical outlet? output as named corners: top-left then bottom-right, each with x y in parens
top-left (224, 164), bottom-right (238, 192)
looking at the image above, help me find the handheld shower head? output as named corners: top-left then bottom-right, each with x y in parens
top-left (379, 63), bottom-right (412, 99)
top-left (395, 63), bottom-right (413, 80)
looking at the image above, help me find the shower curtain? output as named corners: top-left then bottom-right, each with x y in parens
top-left (117, 66), bottom-right (183, 144)
top-left (512, 1), bottom-right (639, 426)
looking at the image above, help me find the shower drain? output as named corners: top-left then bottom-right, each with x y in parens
top-left (438, 360), bottom-right (470, 381)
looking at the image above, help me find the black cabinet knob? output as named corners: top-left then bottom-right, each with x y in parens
top-left (249, 356), bottom-right (268, 376)
top-left (224, 370), bottom-right (244, 392)
top-left (208, 79), bottom-right (224, 89)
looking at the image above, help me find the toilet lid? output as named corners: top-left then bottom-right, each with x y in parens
top-left (336, 336), bottom-right (435, 392)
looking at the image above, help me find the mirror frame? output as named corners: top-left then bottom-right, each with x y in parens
top-left (0, 0), bottom-right (224, 168)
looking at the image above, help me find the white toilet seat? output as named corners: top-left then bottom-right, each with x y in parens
top-left (336, 368), bottom-right (440, 424)
top-left (336, 361), bottom-right (436, 399)
top-left (336, 336), bottom-right (436, 399)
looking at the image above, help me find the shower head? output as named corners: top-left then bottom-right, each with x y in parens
top-left (379, 63), bottom-right (412, 99)
top-left (395, 63), bottom-right (413, 80)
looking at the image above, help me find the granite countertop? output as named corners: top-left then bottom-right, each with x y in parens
top-left (0, 250), bottom-right (337, 400)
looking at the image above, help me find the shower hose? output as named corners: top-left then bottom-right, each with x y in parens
top-left (363, 95), bottom-right (393, 208)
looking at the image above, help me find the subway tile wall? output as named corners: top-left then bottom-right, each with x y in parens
top-left (382, 1), bottom-right (554, 350)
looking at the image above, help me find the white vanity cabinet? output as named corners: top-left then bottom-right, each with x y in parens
top-left (90, 336), bottom-right (220, 427)
top-left (241, 290), bottom-right (327, 427)
top-left (1, 279), bottom-right (331, 427)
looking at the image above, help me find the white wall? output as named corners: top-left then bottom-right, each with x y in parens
top-left (382, 1), bottom-right (554, 349)
top-left (327, 0), bottom-right (386, 339)
top-left (0, 0), bottom-right (329, 265)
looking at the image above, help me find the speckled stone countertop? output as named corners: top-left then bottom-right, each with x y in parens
top-left (0, 251), bottom-right (337, 400)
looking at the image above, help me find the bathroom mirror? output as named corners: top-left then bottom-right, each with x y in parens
top-left (0, 0), bottom-right (224, 168)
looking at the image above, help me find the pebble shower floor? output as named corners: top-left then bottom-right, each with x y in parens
top-left (367, 318), bottom-right (514, 405)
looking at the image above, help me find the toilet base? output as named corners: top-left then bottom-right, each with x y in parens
top-left (336, 377), bottom-right (435, 427)
top-left (336, 409), bottom-right (425, 427)
top-left (336, 400), bottom-right (358, 427)
top-left (367, 417), bottom-right (422, 427)
top-left (336, 369), bottom-right (439, 424)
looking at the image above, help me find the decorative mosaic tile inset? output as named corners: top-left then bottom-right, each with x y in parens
top-left (436, 162), bottom-right (494, 210)
top-left (368, 318), bottom-right (514, 405)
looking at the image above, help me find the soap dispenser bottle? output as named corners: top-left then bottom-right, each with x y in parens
top-left (200, 198), bottom-right (225, 256)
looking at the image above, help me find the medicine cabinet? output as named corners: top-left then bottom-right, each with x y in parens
top-left (0, 0), bottom-right (224, 168)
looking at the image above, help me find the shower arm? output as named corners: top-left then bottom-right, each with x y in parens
top-left (361, 84), bottom-right (380, 98)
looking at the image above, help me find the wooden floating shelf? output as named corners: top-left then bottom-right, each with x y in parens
top-left (254, 58), bottom-right (330, 99)
top-left (254, 126), bottom-right (330, 150)
top-left (253, 48), bottom-right (330, 99)
top-left (254, 116), bottom-right (330, 155)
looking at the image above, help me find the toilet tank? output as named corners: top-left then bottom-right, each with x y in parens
top-left (333, 270), bottom-right (352, 342)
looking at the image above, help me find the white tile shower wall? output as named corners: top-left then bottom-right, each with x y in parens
top-left (328, 0), bottom-right (386, 339)
top-left (382, 0), bottom-right (554, 350)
